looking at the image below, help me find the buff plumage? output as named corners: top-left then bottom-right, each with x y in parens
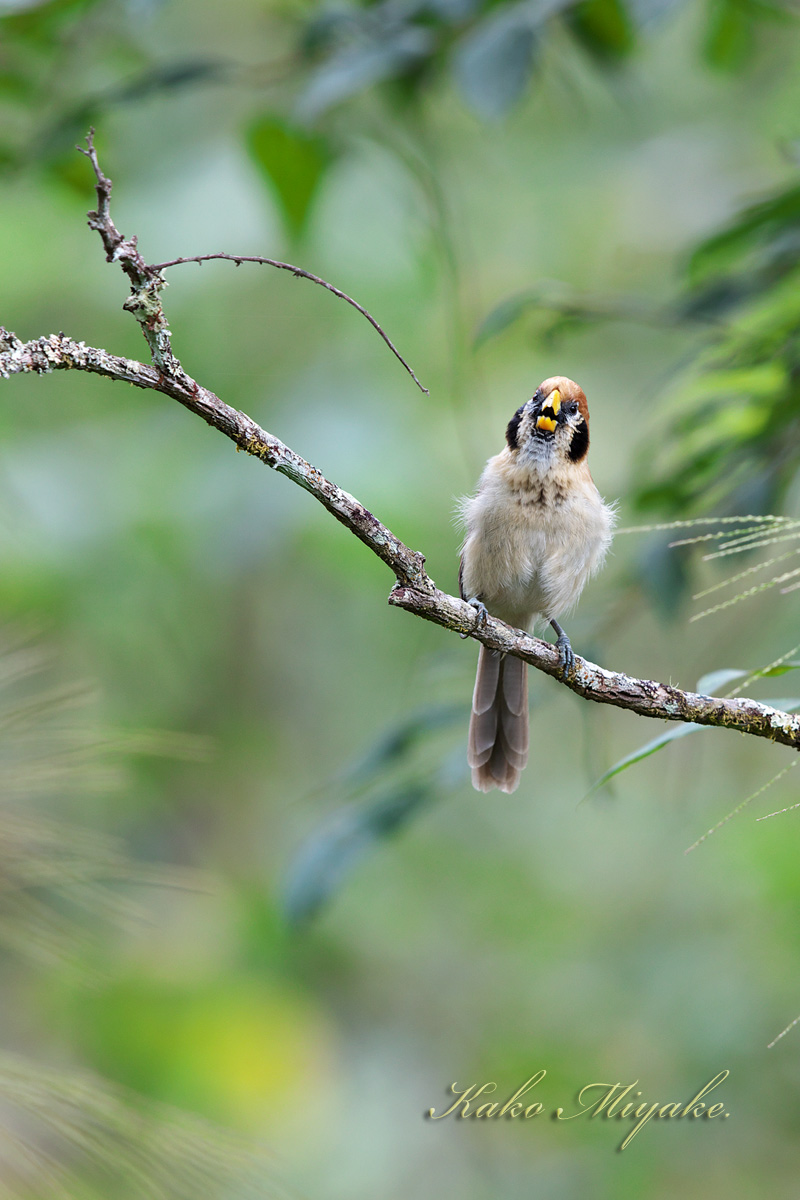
top-left (459, 377), bottom-right (615, 793)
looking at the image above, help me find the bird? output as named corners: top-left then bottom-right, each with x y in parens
top-left (458, 376), bottom-right (615, 794)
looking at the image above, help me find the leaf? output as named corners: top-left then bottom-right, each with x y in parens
top-left (0, 69), bottom-right (35, 98)
top-left (587, 697), bottom-right (800, 795)
top-left (474, 290), bottom-right (539, 346)
top-left (0, 0), bottom-right (72, 20)
top-left (428, 0), bottom-right (483, 19)
top-left (284, 702), bottom-right (464, 924)
top-left (703, 0), bottom-right (748, 69)
top-left (636, 537), bottom-right (692, 615)
top-left (112, 58), bottom-right (229, 103)
top-left (296, 26), bottom-right (434, 122)
top-left (695, 668), bottom-right (747, 694)
top-left (247, 117), bottom-right (331, 238)
top-left (340, 703), bottom-right (464, 790)
top-left (568, 0), bottom-right (636, 59)
top-left (282, 784), bottom-right (431, 926)
top-left (701, 0), bottom-right (777, 70)
top-left (586, 722), bottom-right (703, 796)
top-left (688, 182), bottom-right (800, 287)
top-left (626, 0), bottom-right (685, 30)
top-left (454, 5), bottom-right (540, 119)
top-left (696, 663), bottom-right (800, 696)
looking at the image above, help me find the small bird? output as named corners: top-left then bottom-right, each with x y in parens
top-left (458, 376), bottom-right (615, 793)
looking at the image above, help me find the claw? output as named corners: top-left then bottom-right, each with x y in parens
top-left (550, 618), bottom-right (575, 678)
top-left (461, 597), bottom-right (489, 639)
top-left (555, 633), bottom-right (574, 677)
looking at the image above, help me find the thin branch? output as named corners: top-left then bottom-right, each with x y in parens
top-left (3, 325), bottom-right (800, 753)
top-left (77, 130), bottom-right (426, 393)
top-left (149, 254), bottom-right (428, 395)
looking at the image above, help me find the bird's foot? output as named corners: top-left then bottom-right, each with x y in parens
top-left (550, 619), bottom-right (575, 677)
top-left (555, 632), bottom-right (575, 677)
top-left (461, 597), bottom-right (489, 639)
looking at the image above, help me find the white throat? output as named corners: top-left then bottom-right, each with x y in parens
top-left (519, 435), bottom-right (557, 474)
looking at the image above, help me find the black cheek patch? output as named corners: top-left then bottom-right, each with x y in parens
top-left (506, 406), bottom-right (524, 450)
top-left (568, 418), bottom-right (589, 461)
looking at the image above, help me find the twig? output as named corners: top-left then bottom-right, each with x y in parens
top-left (3, 326), bottom-right (800, 752)
top-left (77, 130), bottom-right (426, 392)
top-left (149, 254), bottom-right (428, 395)
top-left (768, 1012), bottom-right (800, 1049)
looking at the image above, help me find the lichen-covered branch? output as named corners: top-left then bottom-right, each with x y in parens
top-left (2, 325), bottom-right (800, 752)
top-left (387, 584), bottom-right (800, 747)
top-left (1, 133), bottom-right (799, 756)
top-left (78, 130), bottom-right (180, 374)
top-left (0, 328), bottom-right (426, 587)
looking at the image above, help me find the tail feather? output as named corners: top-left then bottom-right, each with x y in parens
top-left (468, 646), bottom-right (501, 766)
top-left (472, 646), bottom-right (501, 713)
top-left (468, 648), bottom-right (529, 793)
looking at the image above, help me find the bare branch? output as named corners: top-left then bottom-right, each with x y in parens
top-left (77, 130), bottom-right (180, 374)
top-left (77, 132), bottom-right (427, 393)
top-left (3, 326), bottom-right (800, 754)
top-left (149, 254), bottom-right (428, 395)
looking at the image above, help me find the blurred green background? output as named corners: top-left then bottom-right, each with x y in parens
top-left (2, 0), bottom-right (800, 1196)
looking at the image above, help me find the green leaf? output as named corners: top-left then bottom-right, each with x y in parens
top-left (296, 26), bottom-right (434, 122)
top-left (0, 69), bottom-right (35, 99)
top-left (703, 0), bottom-right (752, 70)
top-left (694, 664), bottom-right (800, 697)
top-left (454, 6), bottom-right (539, 119)
top-left (587, 697), bottom-right (800, 795)
top-left (282, 784), bottom-right (431, 925)
top-left (689, 182), bottom-right (800, 286)
top-left (341, 703), bottom-right (464, 790)
top-left (636, 537), bottom-right (692, 615)
top-left (695, 668), bottom-right (747, 694)
top-left (247, 117), bottom-right (331, 238)
top-left (1, 0), bottom-right (98, 40)
top-left (569, 0), bottom-right (635, 60)
top-left (474, 290), bottom-right (539, 346)
top-left (283, 702), bottom-right (463, 924)
top-left (586, 722), bottom-right (703, 796)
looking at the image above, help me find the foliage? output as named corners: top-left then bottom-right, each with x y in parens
top-left (247, 117), bottom-right (332, 238)
top-left (632, 173), bottom-right (800, 515)
top-left (283, 703), bottom-right (463, 924)
top-left (295, 0), bottom-right (793, 123)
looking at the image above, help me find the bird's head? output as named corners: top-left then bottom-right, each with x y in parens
top-left (505, 376), bottom-right (590, 464)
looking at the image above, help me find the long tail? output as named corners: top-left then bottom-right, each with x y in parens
top-left (467, 647), bottom-right (529, 793)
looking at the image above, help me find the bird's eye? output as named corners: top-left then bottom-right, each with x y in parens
top-left (567, 402), bottom-right (578, 414)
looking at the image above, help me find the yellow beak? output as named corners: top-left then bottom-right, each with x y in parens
top-left (536, 388), bottom-right (561, 433)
